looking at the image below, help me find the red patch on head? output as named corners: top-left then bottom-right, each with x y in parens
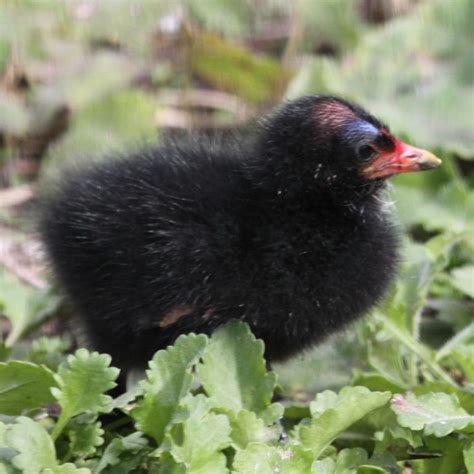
top-left (313, 99), bottom-right (357, 129)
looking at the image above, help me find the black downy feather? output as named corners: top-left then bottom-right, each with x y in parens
top-left (40, 95), bottom-right (400, 373)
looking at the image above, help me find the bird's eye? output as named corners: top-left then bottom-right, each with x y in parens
top-left (357, 144), bottom-right (377, 162)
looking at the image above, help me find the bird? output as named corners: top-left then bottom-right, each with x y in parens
top-left (39, 95), bottom-right (441, 375)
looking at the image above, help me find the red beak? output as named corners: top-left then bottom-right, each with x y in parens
top-left (363, 139), bottom-right (442, 179)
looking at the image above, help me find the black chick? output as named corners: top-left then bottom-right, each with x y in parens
top-left (40, 95), bottom-right (441, 373)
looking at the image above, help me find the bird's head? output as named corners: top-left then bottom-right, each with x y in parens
top-left (255, 95), bottom-right (441, 199)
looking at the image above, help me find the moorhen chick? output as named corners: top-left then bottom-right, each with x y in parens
top-left (40, 95), bottom-right (441, 373)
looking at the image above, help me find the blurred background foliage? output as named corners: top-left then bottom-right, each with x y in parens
top-left (0, 0), bottom-right (473, 398)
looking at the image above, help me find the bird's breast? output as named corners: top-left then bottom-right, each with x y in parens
top-left (237, 203), bottom-right (400, 357)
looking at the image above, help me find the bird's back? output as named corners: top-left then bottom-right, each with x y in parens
top-left (41, 141), bottom-right (252, 368)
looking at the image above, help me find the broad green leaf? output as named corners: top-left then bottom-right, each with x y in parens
top-left (310, 390), bottom-right (339, 417)
top-left (436, 322), bottom-right (474, 362)
top-left (191, 32), bottom-right (286, 105)
top-left (66, 415), bottom-right (104, 459)
top-left (6, 417), bottom-right (57, 473)
top-left (433, 297), bottom-right (474, 333)
top-left (274, 330), bottom-right (364, 397)
top-left (393, 184), bottom-right (473, 234)
top-left (361, 452), bottom-right (400, 473)
top-left (260, 402), bottom-right (284, 426)
top-left (0, 422), bottom-right (17, 473)
top-left (0, 270), bottom-right (47, 346)
top-left (413, 382), bottom-right (474, 413)
top-left (300, 387), bottom-right (391, 458)
top-left (410, 436), bottom-right (465, 474)
top-left (391, 392), bottom-right (474, 437)
top-left (51, 349), bottom-right (119, 439)
top-left (166, 394), bottom-right (231, 474)
top-left (451, 265), bottom-right (474, 298)
top-left (352, 370), bottom-right (406, 394)
top-left (45, 89), bottom-right (157, 165)
top-left (301, 0), bottom-right (363, 52)
top-left (233, 443), bottom-right (313, 474)
top-left (452, 345), bottom-right (474, 381)
top-left (378, 421), bottom-right (424, 450)
top-left (334, 448), bottom-right (369, 472)
top-left (199, 321), bottom-right (276, 416)
top-left (43, 465), bottom-right (91, 474)
top-left (228, 410), bottom-right (268, 450)
top-left (132, 333), bottom-right (207, 444)
top-left (284, 403), bottom-right (311, 420)
top-left (233, 443), bottom-right (281, 474)
top-left (464, 440), bottom-right (474, 474)
top-left (158, 452), bottom-right (187, 474)
top-left (62, 52), bottom-right (135, 110)
top-left (311, 457), bottom-right (336, 474)
top-left (366, 331), bottom-right (407, 389)
top-left (371, 312), bottom-right (454, 386)
top-left (187, 0), bottom-right (252, 37)
top-left (28, 336), bottom-right (72, 371)
top-left (356, 467), bottom-right (391, 474)
top-left (96, 432), bottom-right (147, 472)
top-left (0, 361), bottom-right (57, 415)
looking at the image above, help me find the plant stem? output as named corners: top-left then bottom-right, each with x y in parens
top-left (374, 313), bottom-right (458, 388)
top-left (436, 322), bottom-right (474, 362)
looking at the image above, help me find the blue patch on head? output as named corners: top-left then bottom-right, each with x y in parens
top-left (343, 120), bottom-right (379, 141)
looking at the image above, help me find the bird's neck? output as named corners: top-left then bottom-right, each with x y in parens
top-left (248, 169), bottom-right (387, 213)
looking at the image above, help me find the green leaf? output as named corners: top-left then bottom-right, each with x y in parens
top-left (352, 371), bottom-right (406, 394)
top-left (412, 382), bottom-right (474, 413)
top-left (274, 330), bottom-right (364, 397)
top-left (51, 349), bottom-right (119, 439)
top-left (166, 394), bottom-right (231, 474)
top-left (372, 312), bottom-right (455, 387)
top-left (464, 440), bottom-right (474, 474)
top-left (199, 321), bottom-right (276, 416)
top-left (452, 345), bottom-right (474, 381)
top-left (311, 457), bottom-right (336, 474)
top-left (0, 361), bottom-right (58, 415)
top-left (191, 33), bottom-right (286, 105)
top-left (233, 443), bottom-right (313, 474)
top-left (451, 265), bottom-right (474, 298)
top-left (391, 392), bottom-right (474, 437)
top-left (6, 417), bottom-right (57, 473)
top-left (300, 387), bottom-right (391, 458)
top-left (43, 465), bottom-right (91, 474)
top-left (96, 432), bottom-right (147, 472)
top-left (62, 52), bottom-right (134, 110)
top-left (411, 436), bottom-right (465, 474)
top-left (228, 410), bottom-right (268, 450)
top-left (132, 333), bottom-right (207, 444)
top-left (334, 448), bottom-right (369, 472)
top-left (366, 331), bottom-right (407, 389)
top-left (45, 89), bottom-right (157, 165)
top-left (436, 321), bottom-right (474, 362)
top-left (0, 270), bottom-right (48, 346)
top-left (65, 415), bottom-right (104, 459)
top-left (187, 0), bottom-right (252, 37)
top-left (28, 337), bottom-right (72, 371)
top-left (260, 402), bottom-right (284, 426)
top-left (300, 0), bottom-right (363, 52)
